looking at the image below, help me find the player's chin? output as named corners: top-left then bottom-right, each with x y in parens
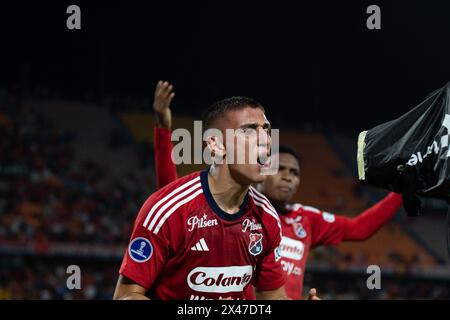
top-left (247, 164), bottom-right (267, 183)
top-left (280, 194), bottom-right (293, 205)
top-left (269, 192), bottom-right (290, 204)
top-left (263, 189), bottom-right (286, 203)
top-left (230, 164), bottom-right (267, 185)
top-left (251, 174), bottom-right (266, 184)
top-left (233, 164), bottom-right (266, 184)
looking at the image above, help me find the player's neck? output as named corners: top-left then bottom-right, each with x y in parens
top-left (207, 165), bottom-right (249, 215)
top-left (271, 201), bottom-right (288, 215)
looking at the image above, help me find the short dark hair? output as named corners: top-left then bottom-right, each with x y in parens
top-left (201, 96), bottom-right (265, 130)
top-left (277, 145), bottom-right (301, 165)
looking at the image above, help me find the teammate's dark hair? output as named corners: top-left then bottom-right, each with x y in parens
top-left (201, 96), bottom-right (265, 130)
top-left (277, 145), bottom-right (301, 165)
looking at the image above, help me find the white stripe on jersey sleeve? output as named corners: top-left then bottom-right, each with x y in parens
top-left (301, 205), bottom-right (321, 214)
top-left (249, 188), bottom-right (280, 221)
top-left (249, 193), bottom-right (282, 238)
top-left (249, 187), bottom-right (279, 218)
top-left (148, 182), bottom-right (202, 232)
top-left (285, 203), bottom-right (302, 212)
top-left (153, 188), bottom-right (204, 235)
top-left (143, 176), bottom-right (201, 228)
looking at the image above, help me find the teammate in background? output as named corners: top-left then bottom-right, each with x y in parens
top-left (152, 81), bottom-right (403, 300)
top-left (114, 84), bottom-right (288, 300)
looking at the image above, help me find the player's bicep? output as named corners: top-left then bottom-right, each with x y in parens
top-left (113, 275), bottom-right (149, 300)
top-left (119, 212), bottom-right (170, 290)
top-left (252, 241), bottom-right (285, 292)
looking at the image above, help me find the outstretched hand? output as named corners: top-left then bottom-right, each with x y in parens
top-left (153, 80), bottom-right (175, 129)
top-left (306, 288), bottom-right (321, 300)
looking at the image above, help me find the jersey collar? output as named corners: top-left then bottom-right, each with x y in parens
top-left (200, 169), bottom-right (248, 221)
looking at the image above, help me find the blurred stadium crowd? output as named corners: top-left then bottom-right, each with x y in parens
top-left (1, 90), bottom-right (449, 299)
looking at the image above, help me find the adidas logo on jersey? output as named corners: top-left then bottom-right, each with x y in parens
top-left (191, 238), bottom-right (209, 251)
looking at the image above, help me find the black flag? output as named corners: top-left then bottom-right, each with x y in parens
top-left (358, 82), bottom-right (450, 216)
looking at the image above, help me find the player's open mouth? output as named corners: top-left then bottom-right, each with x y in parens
top-left (278, 186), bottom-right (291, 193)
top-left (257, 152), bottom-right (271, 168)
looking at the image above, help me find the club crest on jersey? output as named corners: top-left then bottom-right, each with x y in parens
top-left (274, 246), bottom-right (282, 262)
top-left (248, 233), bottom-right (263, 256)
top-left (322, 212), bottom-right (336, 223)
top-left (129, 237), bottom-right (153, 263)
top-left (293, 222), bottom-right (307, 239)
top-left (284, 216), bottom-right (301, 225)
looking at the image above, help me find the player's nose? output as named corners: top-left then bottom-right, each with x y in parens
top-left (257, 128), bottom-right (271, 150)
top-left (281, 170), bottom-right (293, 182)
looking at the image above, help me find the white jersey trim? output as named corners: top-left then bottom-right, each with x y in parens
top-left (153, 188), bottom-right (204, 234)
top-left (249, 188), bottom-right (282, 238)
top-left (142, 176), bottom-right (200, 228)
top-left (148, 182), bottom-right (202, 232)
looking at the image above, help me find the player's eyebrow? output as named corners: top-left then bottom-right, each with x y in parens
top-left (239, 121), bottom-right (271, 131)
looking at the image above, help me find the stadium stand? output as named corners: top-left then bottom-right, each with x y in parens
top-left (1, 91), bottom-right (449, 299)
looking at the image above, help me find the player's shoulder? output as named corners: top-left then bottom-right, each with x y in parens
top-left (286, 203), bottom-right (336, 223)
top-left (137, 171), bottom-right (204, 234)
top-left (248, 186), bottom-right (281, 233)
top-left (286, 203), bottom-right (322, 215)
top-left (160, 171), bottom-right (202, 194)
top-left (146, 171), bottom-right (202, 204)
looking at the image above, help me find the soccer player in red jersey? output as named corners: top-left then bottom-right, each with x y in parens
top-left (152, 81), bottom-right (403, 300)
top-left (114, 85), bottom-right (287, 300)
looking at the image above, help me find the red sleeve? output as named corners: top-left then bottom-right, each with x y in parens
top-left (341, 192), bottom-right (403, 241)
top-left (308, 208), bottom-right (347, 247)
top-left (119, 196), bottom-right (170, 290)
top-left (252, 229), bottom-right (285, 291)
top-left (154, 126), bottom-right (178, 189)
top-left (310, 192), bottom-right (403, 247)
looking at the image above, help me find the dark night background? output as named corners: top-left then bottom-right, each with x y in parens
top-left (1, 0), bottom-right (450, 133)
top-left (2, 0), bottom-right (450, 300)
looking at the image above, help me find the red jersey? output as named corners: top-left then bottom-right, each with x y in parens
top-left (153, 126), bottom-right (403, 300)
top-left (119, 170), bottom-right (285, 300)
top-left (279, 204), bottom-right (350, 300)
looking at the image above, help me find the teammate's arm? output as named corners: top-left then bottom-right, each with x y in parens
top-left (154, 80), bottom-right (174, 129)
top-left (311, 192), bottom-right (403, 246)
top-left (113, 275), bottom-right (149, 300)
top-left (153, 80), bottom-right (178, 189)
top-left (342, 192), bottom-right (402, 241)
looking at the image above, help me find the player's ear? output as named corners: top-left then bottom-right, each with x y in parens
top-left (205, 129), bottom-right (226, 164)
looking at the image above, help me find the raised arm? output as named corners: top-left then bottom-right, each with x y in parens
top-left (310, 192), bottom-right (403, 246)
top-left (342, 192), bottom-right (403, 241)
top-left (153, 81), bottom-right (178, 189)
